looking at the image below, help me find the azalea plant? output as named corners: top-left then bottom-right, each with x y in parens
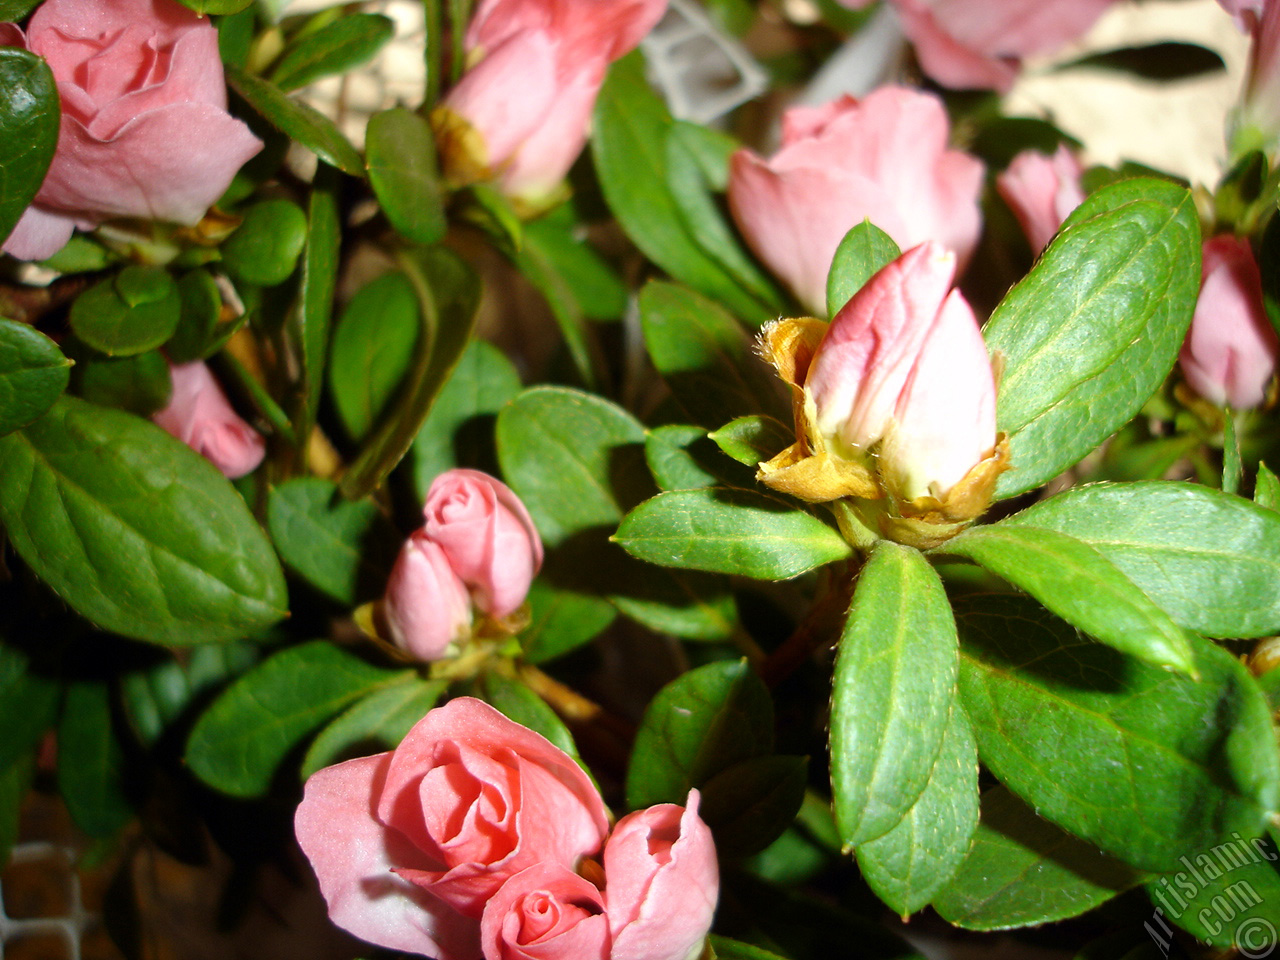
top-left (2, 0), bottom-right (1280, 957)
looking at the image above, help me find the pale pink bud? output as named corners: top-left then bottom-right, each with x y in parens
top-left (423, 469), bottom-right (543, 620)
top-left (604, 791), bottom-right (719, 960)
top-left (152, 361), bottom-right (265, 479)
top-left (995, 145), bottom-right (1086, 254)
top-left (382, 534), bottom-right (474, 662)
top-left (728, 87), bottom-right (983, 316)
top-left (1233, 0), bottom-right (1280, 153)
top-left (1180, 235), bottom-right (1279, 409)
top-left (804, 242), bottom-right (997, 500)
top-left (480, 863), bottom-right (611, 960)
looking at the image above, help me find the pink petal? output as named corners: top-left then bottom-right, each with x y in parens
top-left (2, 205), bottom-right (78, 261)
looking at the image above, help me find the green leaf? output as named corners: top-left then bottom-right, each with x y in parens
top-left (497, 386), bottom-right (647, 546)
top-left (185, 641), bottom-right (411, 796)
top-left (479, 672), bottom-right (579, 761)
top-left (365, 107), bottom-right (446, 245)
top-left (120, 642), bottom-right (259, 748)
top-left (70, 267), bottom-right (181, 357)
top-left (936, 524), bottom-right (1196, 674)
top-left (301, 677), bottom-right (446, 778)
top-left (270, 13), bottom-right (395, 92)
top-left (646, 424), bottom-right (725, 491)
top-left (615, 487), bottom-right (852, 580)
top-left (328, 271), bottom-right (420, 442)
top-left (58, 681), bottom-right (132, 837)
top-left (985, 178), bottom-right (1200, 498)
top-left (267, 478), bottom-right (398, 606)
top-left (410, 338), bottom-right (522, 498)
top-left (709, 415), bottom-right (794, 468)
top-left (521, 580), bottom-right (617, 664)
top-left (226, 65), bottom-right (365, 178)
top-left (0, 318), bottom-right (71, 436)
top-left (0, 755), bottom-right (32, 869)
top-left (0, 0), bottom-right (41, 19)
top-left (514, 225), bottom-right (597, 388)
top-left (1223, 408), bottom-right (1242, 495)
top-left (592, 52), bottom-right (772, 324)
top-left (72, 348), bottom-right (172, 417)
top-left (340, 247), bottom-right (480, 498)
top-left (0, 49), bottom-right (58, 250)
top-left (294, 164), bottom-right (341, 443)
top-left (609, 568), bottom-right (737, 641)
top-left (826, 221), bottom-right (900, 318)
top-left (166, 269), bottom-right (225, 364)
top-left (1003, 481), bottom-right (1280, 638)
top-left (856, 703), bottom-right (980, 917)
top-left (639, 281), bottom-right (785, 429)
top-left (627, 659), bottom-right (773, 810)
top-left (1063, 42), bottom-right (1225, 82)
top-left (831, 541), bottom-right (958, 846)
top-left (709, 936), bottom-right (790, 960)
top-left (932, 786), bottom-right (1141, 930)
top-left (0, 639), bottom-right (61, 771)
top-left (0, 396), bottom-right (287, 646)
top-left (956, 595), bottom-right (1280, 873)
top-left (522, 210), bottom-right (628, 322)
top-left (1256, 461), bottom-right (1280, 510)
top-left (221, 198), bottom-right (309, 288)
top-left (177, 0), bottom-right (253, 14)
top-left (699, 754), bottom-right (809, 858)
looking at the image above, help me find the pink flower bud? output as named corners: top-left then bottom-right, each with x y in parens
top-left (152, 361), bottom-right (265, 479)
top-left (995, 145), bottom-right (1087, 254)
top-left (1232, 0), bottom-right (1280, 154)
top-left (1, 0), bottom-right (262, 261)
top-left (604, 791), bottom-right (718, 960)
top-left (383, 533), bottom-right (474, 662)
top-left (728, 88), bottom-right (983, 315)
top-left (804, 242), bottom-right (997, 501)
top-left (480, 863), bottom-right (610, 960)
top-left (1180, 235), bottom-right (1280, 409)
top-left (423, 469), bottom-right (543, 620)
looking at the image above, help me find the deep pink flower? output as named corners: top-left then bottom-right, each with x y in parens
top-left (1, 0), bottom-right (262, 261)
top-left (152, 361), bottom-right (265, 479)
top-left (728, 87), bottom-right (983, 316)
top-left (996, 145), bottom-right (1087, 254)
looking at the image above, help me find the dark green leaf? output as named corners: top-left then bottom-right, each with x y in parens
top-left (40, 236), bottom-right (116, 274)
top-left (166, 269), bottom-right (225, 364)
top-left (267, 478), bottom-right (398, 606)
top-left (1256, 461), bottom-right (1280, 510)
top-left (0, 639), bottom-right (60, 771)
top-left (985, 178), bottom-right (1200, 497)
top-left (936, 524), bottom-right (1196, 674)
top-left (646, 424), bottom-right (724, 491)
top-left (120, 642), bottom-right (259, 748)
top-left (615, 487), bottom-right (852, 580)
top-left (709, 936), bottom-right (790, 960)
top-left (0, 49), bottom-right (58, 250)
top-left (699, 754), bottom-right (809, 858)
top-left (609, 567), bottom-right (737, 641)
top-left (0, 318), bottom-right (71, 435)
top-left (933, 787), bottom-right (1140, 930)
top-left (1063, 42), bottom-right (1225, 82)
top-left (523, 210), bottom-right (628, 321)
top-left (627, 659), bottom-right (773, 810)
top-left (177, 0), bottom-right (253, 14)
top-left (709, 415), bottom-right (794, 468)
top-left (857, 703), bottom-right (980, 916)
top-left (72, 348), bottom-right (172, 417)
top-left (227, 65), bottom-right (365, 178)
top-left (301, 677), bottom-right (446, 778)
top-left (1223, 408), bottom-right (1242, 495)
top-left (497, 386), bottom-right (647, 546)
top-left (329, 271), bottom-right (420, 442)
top-left (639, 281), bottom-right (785, 429)
top-left (1003, 481), bottom-right (1280, 638)
top-left (70, 267), bottom-right (180, 357)
top-left (270, 14), bottom-right (395, 92)
top-left (58, 681), bottom-right (132, 836)
top-left (366, 107), bottom-right (446, 245)
top-left (957, 595), bottom-right (1280, 873)
top-left (0, 396), bottom-right (287, 646)
top-left (480, 672), bottom-right (579, 760)
top-left (222, 199), bottom-right (309, 288)
top-left (185, 641), bottom-right (411, 796)
top-left (831, 541), bottom-right (957, 846)
top-left (295, 164), bottom-right (341, 443)
top-left (521, 580), bottom-right (617, 663)
top-left (826, 221), bottom-right (900, 318)
top-left (0, 755), bottom-right (32, 869)
top-left (0, 0), bottom-right (41, 19)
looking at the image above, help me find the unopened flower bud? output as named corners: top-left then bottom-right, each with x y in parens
top-left (383, 534), bottom-right (474, 662)
top-left (152, 361), bottom-right (265, 479)
top-left (996, 145), bottom-right (1086, 254)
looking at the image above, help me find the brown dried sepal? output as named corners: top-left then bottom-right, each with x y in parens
top-left (757, 317), bottom-right (827, 436)
top-left (429, 106), bottom-right (491, 189)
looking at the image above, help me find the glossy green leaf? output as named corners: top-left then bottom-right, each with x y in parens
top-left (0, 0), bottom-right (41, 19)
top-left (480, 672), bottom-right (579, 760)
top-left (222, 198), bottom-right (309, 288)
top-left (366, 107), bottom-right (446, 245)
top-left (937, 523), bottom-right (1196, 674)
top-left (593, 52), bottom-right (772, 323)
top-left (709, 415), bottom-right (794, 468)
top-left (609, 568), bottom-right (737, 641)
top-left (267, 478), bottom-right (398, 606)
top-left (0, 639), bottom-right (60, 771)
top-left (831, 541), bottom-right (957, 846)
top-left (639, 281), bottom-right (785, 429)
top-left (166, 269), bottom-right (225, 364)
top-left (185, 641), bottom-right (411, 796)
top-left (522, 210), bottom-right (628, 322)
top-left (40, 236), bottom-right (116, 274)
top-left (329, 271), bottom-right (420, 442)
top-left (957, 595), bottom-right (1280, 872)
top-left (301, 677), bottom-right (447, 778)
top-left (1256, 461), bottom-right (1280, 510)
top-left (826, 221), bottom-right (900, 318)
top-left (514, 224), bottom-right (598, 386)
top-left (0, 396), bottom-right (287, 646)
top-left (410, 338), bottom-right (522, 498)
top-left (1223, 409), bottom-right (1242, 494)
top-left (521, 580), bottom-right (617, 663)
top-left (70, 267), bottom-right (181, 357)
top-left (72, 348), bottom-right (172, 417)
top-left (985, 178), bottom-right (1200, 497)
top-left (270, 13), bottom-right (394, 91)
top-left (627, 659), bottom-right (774, 810)
top-left (340, 247), bottom-right (480, 499)
top-left (177, 0), bottom-right (253, 14)
top-left (646, 424), bottom-right (727, 491)
top-left (58, 681), bottom-right (132, 837)
top-left (0, 318), bottom-right (71, 435)
top-left (120, 642), bottom-right (259, 748)
top-left (699, 754), bottom-right (809, 858)
top-left (933, 787), bottom-right (1141, 930)
top-left (295, 164), bottom-right (341, 442)
top-left (227, 65), bottom-right (365, 178)
top-left (1003, 481), bottom-right (1280, 638)
top-left (497, 386), bottom-right (648, 546)
top-left (708, 937), bottom-right (790, 960)
top-left (0, 49), bottom-right (58, 249)
top-left (856, 703), bottom-right (980, 916)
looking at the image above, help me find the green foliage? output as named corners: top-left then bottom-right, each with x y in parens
top-left (0, 49), bottom-right (58, 250)
top-left (301, 677), bottom-right (447, 777)
top-left (221, 198), bottom-right (309, 287)
top-left (70, 267), bottom-right (181, 356)
top-left (270, 14), bottom-right (395, 92)
top-left (0, 318), bottom-right (71, 435)
top-left (176, 0), bottom-right (253, 14)
top-left (72, 348), bottom-right (172, 417)
top-left (826, 222), bottom-right (900, 317)
top-left (479, 672), bottom-right (579, 760)
top-left (167, 269), bottom-right (228, 364)
top-left (294, 164), bottom-right (342, 442)
top-left (58, 681), bottom-right (132, 837)
top-left (366, 107), bottom-right (447, 245)
top-left (520, 581), bottom-right (617, 664)
top-left (120, 643), bottom-right (259, 748)
top-left (0, 640), bottom-right (60, 771)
